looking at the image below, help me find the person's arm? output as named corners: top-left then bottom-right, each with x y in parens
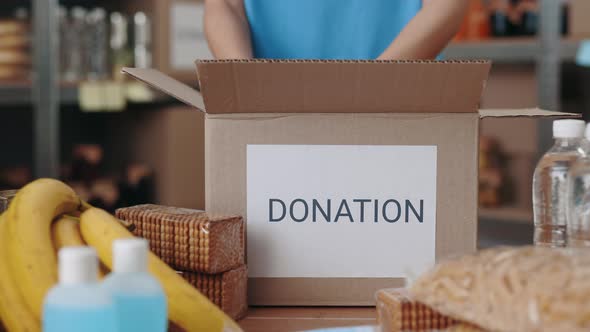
top-left (377, 0), bottom-right (469, 60)
top-left (204, 0), bottom-right (253, 59)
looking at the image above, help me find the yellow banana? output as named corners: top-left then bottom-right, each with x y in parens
top-left (0, 214), bottom-right (41, 332)
top-left (5, 179), bottom-right (84, 318)
top-left (80, 208), bottom-right (243, 332)
top-left (51, 215), bottom-right (109, 278)
top-left (52, 215), bottom-right (85, 250)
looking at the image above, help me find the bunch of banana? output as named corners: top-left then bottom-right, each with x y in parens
top-left (52, 215), bottom-right (85, 251)
top-left (0, 214), bottom-right (40, 332)
top-left (0, 179), bottom-right (242, 332)
top-left (51, 216), bottom-right (109, 278)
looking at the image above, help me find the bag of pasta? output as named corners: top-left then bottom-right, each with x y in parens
top-left (410, 246), bottom-right (590, 332)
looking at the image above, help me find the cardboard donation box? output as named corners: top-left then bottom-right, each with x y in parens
top-left (123, 60), bottom-right (567, 306)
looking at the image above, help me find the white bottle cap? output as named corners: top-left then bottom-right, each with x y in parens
top-left (553, 120), bottom-right (586, 138)
top-left (113, 238), bottom-right (149, 274)
top-left (71, 6), bottom-right (87, 20)
top-left (585, 123), bottom-right (590, 140)
top-left (58, 246), bottom-right (98, 286)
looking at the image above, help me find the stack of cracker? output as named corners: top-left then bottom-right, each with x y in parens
top-left (0, 19), bottom-right (30, 82)
top-left (376, 288), bottom-right (483, 332)
top-left (116, 204), bottom-right (247, 320)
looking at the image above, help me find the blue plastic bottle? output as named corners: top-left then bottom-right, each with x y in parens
top-left (102, 238), bottom-right (167, 332)
top-left (43, 246), bottom-right (117, 332)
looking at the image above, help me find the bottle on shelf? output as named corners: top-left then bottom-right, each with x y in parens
top-left (57, 6), bottom-right (68, 80)
top-left (110, 12), bottom-right (132, 82)
top-left (133, 12), bottom-right (152, 69)
top-left (467, 0), bottom-right (490, 40)
top-left (62, 7), bottom-right (87, 82)
top-left (43, 246), bottom-right (116, 332)
top-left (489, 0), bottom-right (512, 37)
top-left (85, 8), bottom-right (109, 81)
top-left (567, 124), bottom-right (590, 247)
top-left (102, 238), bottom-right (167, 332)
top-left (519, 0), bottom-right (539, 36)
top-left (533, 119), bottom-right (587, 248)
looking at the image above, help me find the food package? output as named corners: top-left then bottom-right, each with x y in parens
top-left (0, 20), bottom-right (27, 36)
top-left (411, 247), bottom-right (590, 332)
top-left (0, 65), bottom-right (28, 80)
top-left (303, 327), bottom-right (380, 332)
top-left (0, 34), bottom-right (28, 49)
top-left (179, 265), bottom-right (248, 320)
top-left (0, 22), bottom-right (30, 81)
top-left (376, 288), bottom-right (481, 332)
top-left (116, 204), bottom-right (244, 273)
top-left (447, 324), bottom-right (487, 332)
top-left (0, 49), bottom-right (30, 66)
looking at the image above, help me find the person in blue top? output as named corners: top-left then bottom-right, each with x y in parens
top-left (204, 0), bottom-right (467, 60)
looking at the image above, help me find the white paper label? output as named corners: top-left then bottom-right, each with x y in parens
top-left (247, 145), bottom-right (437, 278)
top-left (170, 2), bottom-right (212, 70)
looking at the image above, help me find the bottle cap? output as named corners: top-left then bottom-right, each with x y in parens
top-left (89, 8), bottom-right (106, 21)
top-left (113, 238), bottom-right (149, 274)
top-left (553, 120), bottom-right (585, 138)
top-left (71, 7), bottom-right (87, 20)
top-left (58, 246), bottom-right (98, 286)
top-left (134, 12), bottom-right (151, 46)
top-left (110, 12), bottom-right (128, 49)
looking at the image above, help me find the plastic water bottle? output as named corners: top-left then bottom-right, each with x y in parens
top-left (533, 119), bottom-right (586, 247)
top-left (568, 124), bottom-right (590, 247)
top-left (43, 247), bottom-right (116, 332)
top-left (102, 238), bottom-right (167, 332)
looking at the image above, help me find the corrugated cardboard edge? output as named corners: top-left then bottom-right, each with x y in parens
top-left (195, 59), bottom-right (491, 114)
top-left (121, 67), bottom-right (206, 111)
top-left (121, 67), bottom-right (580, 121)
top-left (479, 108), bottom-right (581, 118)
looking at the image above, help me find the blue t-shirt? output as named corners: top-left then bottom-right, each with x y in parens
top-left (244, 0), bottom-right (422, 59)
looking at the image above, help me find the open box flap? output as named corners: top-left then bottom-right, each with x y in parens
top-left (121, 67), bottom-right (206, 112)
top-left (479, 108), bottom-right (581, 118)
top-left (196, 59), bottom-right (491, 114)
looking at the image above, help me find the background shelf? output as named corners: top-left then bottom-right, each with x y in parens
top-left (0, 82), bottom-right (78, 106)
top-left (444, 38), bottom-right (582, 63)
top-left (0, 82), bottom-right (173, 107)
top-left (479, 206), bottom-right (533, 224)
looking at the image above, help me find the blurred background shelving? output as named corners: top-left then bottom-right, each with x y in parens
top-left (0, 0), bottom-right (588, 246)
top-left (442, 0), bottom-right (588, 247)
top-left (444, 37), bottom-right (582, 62)
top-left (0, 0), bottom-right (211, 212)
top-left (0, 81), bottom-right (174, 106)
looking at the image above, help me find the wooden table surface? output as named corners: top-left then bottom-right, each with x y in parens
top-left (239, 307), bottom-right (377, 332)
